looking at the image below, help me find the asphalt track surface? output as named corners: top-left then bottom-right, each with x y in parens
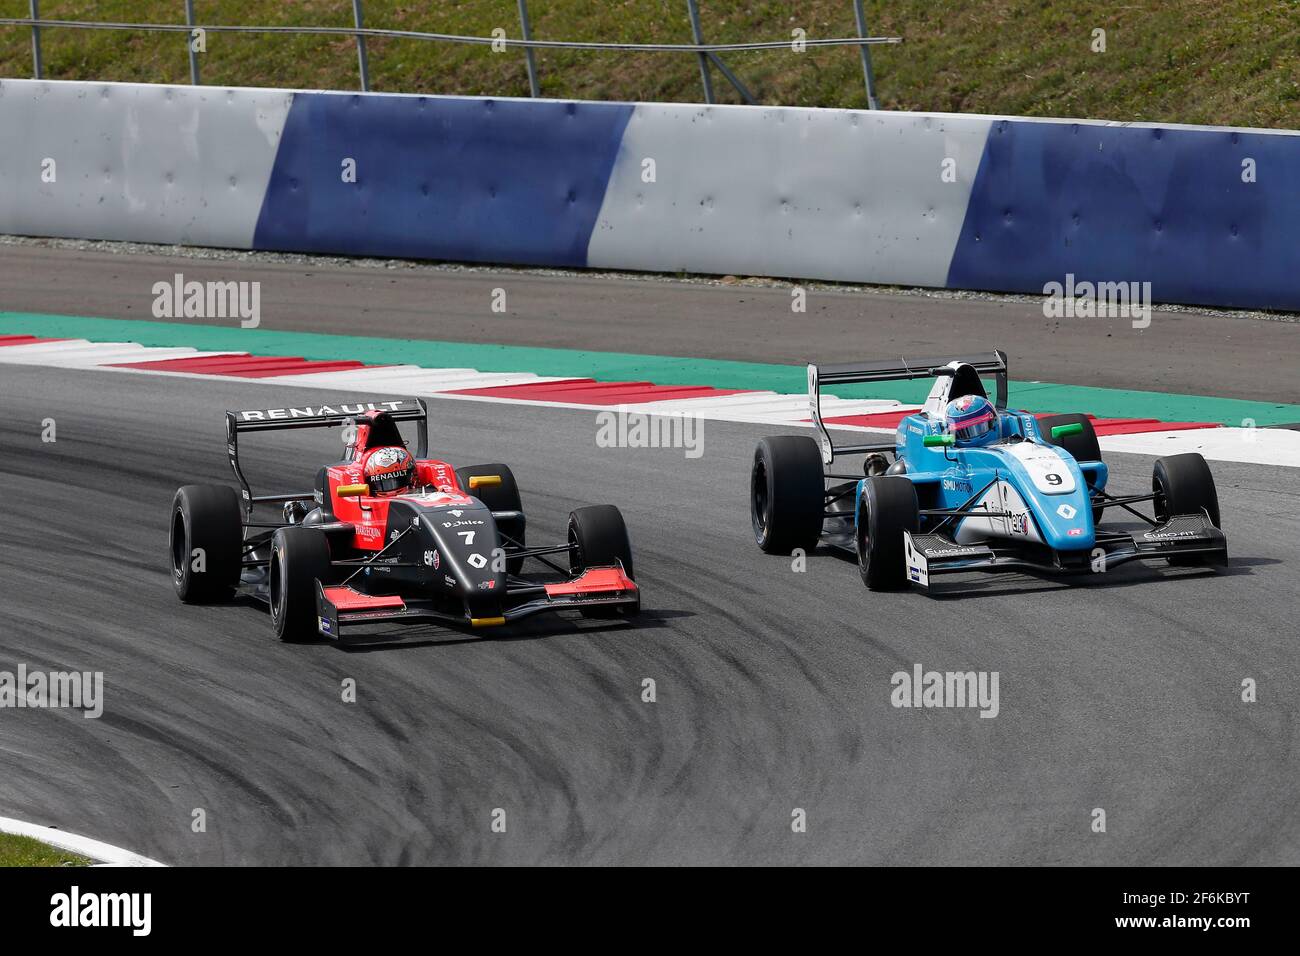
top-left (2, 242), bottom-right (1297, 403)
top-left (1, 364), bottom-right (1297, 865)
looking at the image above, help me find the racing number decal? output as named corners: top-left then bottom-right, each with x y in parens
top-left (458, 531), bottom-right (476, 545)
top-left (1005, 443), bottom-right (1077, 494)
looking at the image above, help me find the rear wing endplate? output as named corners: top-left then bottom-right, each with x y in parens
top-left (808, 351), bottom-right (1008, 464)
top-left (224, 399), bottom-right (429, 514)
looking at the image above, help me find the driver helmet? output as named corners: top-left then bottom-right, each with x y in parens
top-left (944, 395), bottom-right (999, 447)
top-left (363, 446), bottom-right (415, 495)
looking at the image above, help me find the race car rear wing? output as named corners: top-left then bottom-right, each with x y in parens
top-left (809, 351), bottom-right (1008, 464)
top-left (224, 399), bottom-right (429, 513)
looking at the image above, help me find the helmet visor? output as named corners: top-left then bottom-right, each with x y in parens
top-left (368, 469), bottom-right (411, 493)
top-left (953, 411), bottom-right (996, 443)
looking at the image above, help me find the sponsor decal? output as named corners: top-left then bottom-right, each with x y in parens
top-left (442, 519), bottom-right (485, 529)
top-left (238, 401), bottom-right (409, 422)
top-left (389, 530), bottom-right (400, 541)
top-left (424, 461), bottom-right (457, 492)
top-left (356, 525), bottom-right (380, 541)
top-left (348, 609), bottom-right (408, 621)
top-left (1010, 512), bottom-right (1030, 535)
top-left (478, 580), bottom-right (497, 590)
top-left (942, 478), bottom-right (973, 493)
top-left (923, 545), bottom-right (982, 557)
top-left (1057, 503), bottom-right (1077, 519)
top-left (319, 616), bottom-right (332, 635)
top-left (425, 549), bottom-right (440, 568)
top-left (467, 553), bottom-right (488, 569)
top-left (1067, 528), bottom-right (1084, 536)
top-left (1143, 529), bottom-right (1198, 540)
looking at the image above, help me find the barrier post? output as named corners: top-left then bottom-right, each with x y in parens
top-left (352, 0), bottom-right (370, 92)
top-left (685, 0), bottom-right (714, 104)
top-left (184, 0), bottom-right (201, 85)
top-left (517, 0), bottom-right (540, 97)
top-left (852, 0), bottom-right (880, 109)
top-left (28, 0), bottom-right (42, 78)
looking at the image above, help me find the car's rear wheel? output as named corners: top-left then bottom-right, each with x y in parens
top-left (269, 527), bottom-right (332, 642)
top-left (568, 505), bottom-right (638, 618)
top-left (1153, 453), bottom-right (1221, 566)
top-left (170, 484), bottom-right (243, 603)
top-left (456, 463), bottom-right (525, 574)
top-left (751, 436), bottom-right (825, 555)
top-left (856, 476), bottom-right (920, 591)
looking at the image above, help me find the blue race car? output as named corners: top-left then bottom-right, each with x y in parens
top-left (749, 351), bottom-right (1227, 591)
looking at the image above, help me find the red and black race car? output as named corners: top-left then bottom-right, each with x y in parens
top-left (168, 399), bottom-right (640, 641)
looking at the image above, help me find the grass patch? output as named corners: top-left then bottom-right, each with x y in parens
top-left (0, 832), bottom-right (92, 867)
top-left (0, 1), bottom-right (1296, 127)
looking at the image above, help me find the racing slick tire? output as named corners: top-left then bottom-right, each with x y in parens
top-left (1039, 414), bottom-right (1104, 524)
top-left (568, 505), bottom-right (638, 619)
top-left (751, 436), bottom-right (825, 555)
top-left (456, 463), bottom-right (525, 574)
top-left (856, 476), bottom-right (920, 591)
top-left (170, 484), bottom-right (243, 604)
top-left (269, 527), bottom-right (332, 642)
top-left (1153, 453), bottom-right (1221, 566)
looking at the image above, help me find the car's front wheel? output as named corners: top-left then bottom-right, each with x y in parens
top-left (856, 476), bottom-right (920, 591)
top-left (568, 505), bottom-right (638, 618)
top-left (1153, 453), bottom-right (1221, 566)
top-left (269, 527), bottom-right (332, 642)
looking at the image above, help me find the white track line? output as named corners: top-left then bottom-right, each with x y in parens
top-left (0, 815), bottom-right (165, 867)
top-left (1, 341), bottom-right (1295, 467)
top-left (1100, 427), bottom-right (1300, 468)
top-left (0, 339), bottom-right (242, 367)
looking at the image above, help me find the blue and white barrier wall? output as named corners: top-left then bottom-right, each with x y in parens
top-left (3, 78), bottom-right (1299, 310)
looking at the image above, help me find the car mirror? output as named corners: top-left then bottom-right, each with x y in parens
top-left (923, 434), bottom-right (954, 448)
top-left (1051, 423), bottom-right (1084, 440)
top-left (336, 483), bottom-right (370, 497)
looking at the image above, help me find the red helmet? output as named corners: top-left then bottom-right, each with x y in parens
top-left (363, 446), bottom-right (415, 495)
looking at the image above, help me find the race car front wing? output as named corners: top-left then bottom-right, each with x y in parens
top-left (314, 566), bottom-right (639, 638)
top-left (903, 512), bottom-right (1227, 588)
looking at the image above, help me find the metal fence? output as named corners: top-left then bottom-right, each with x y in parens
top-left (4, 1), bottom-right (900, 108)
